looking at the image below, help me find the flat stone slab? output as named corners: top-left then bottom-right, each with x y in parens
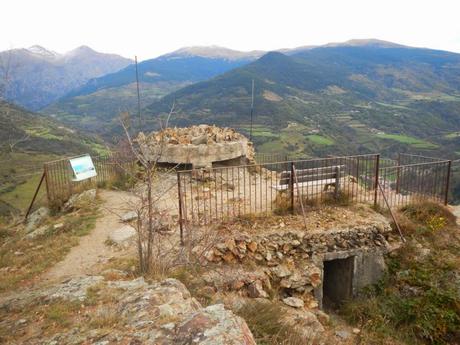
top-left (121, 211), bottom-right (138, 222)
top-left (283, 297), bottom-right (304, 308)
top-left (108, 225), bottom-right (136, 245)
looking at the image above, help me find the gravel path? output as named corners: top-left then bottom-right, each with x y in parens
top-left (41, 189), bottom-right (139, 283)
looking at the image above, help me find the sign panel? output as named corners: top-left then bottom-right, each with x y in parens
top-left (69, 155), bottom-right (97, 181)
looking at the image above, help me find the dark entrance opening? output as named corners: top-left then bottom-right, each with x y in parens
top-left (322, 256), bottom-right (354, 310)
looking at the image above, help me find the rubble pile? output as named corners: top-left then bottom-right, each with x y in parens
top-left (138, 125), bottom-right (248, 146)
top-left (202, 224), bottom-right (391, 265)
top-left (136, 125), bottom-right (255, 168)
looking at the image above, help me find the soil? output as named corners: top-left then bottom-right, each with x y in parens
top-left (41, 189), bottom-right (139, 283)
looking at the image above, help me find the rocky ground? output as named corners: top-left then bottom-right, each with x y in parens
top-left (0, 186), bottom-right (402, 344)
top-left (0, 275), bottom-right (256, 344)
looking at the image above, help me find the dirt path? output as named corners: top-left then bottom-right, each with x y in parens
top-left (41, 189), bottom-right (139, 283)
top-left (452, 205), bottom-right (460, 225)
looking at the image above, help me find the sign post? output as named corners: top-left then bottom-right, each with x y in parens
top-left (69, 154), bottom-right (97, 181)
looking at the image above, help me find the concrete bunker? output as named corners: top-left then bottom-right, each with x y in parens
top-left (322, 256), bottom-right (354, 309)
top-left (315, 248), bottom-right (387, 309)
top-left (198, 207), bottom-right (394, 312)
top-left (136, 125), bottom-right (255, 169)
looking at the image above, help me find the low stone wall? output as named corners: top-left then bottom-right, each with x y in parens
top-left (200, 220), bottom-right (393, 308)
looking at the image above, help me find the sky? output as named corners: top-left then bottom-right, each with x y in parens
top-left (2, 0), bottom-right (460, 60)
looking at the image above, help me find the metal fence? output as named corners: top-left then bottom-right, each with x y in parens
top-left (177, 154), bottom-right (380, 227)
top-left (43, 155), bottom-right (129, 207)
top-left (377, 160), bottom-right (451, 207)
top-left (177, 154), bottom-right (452, 229)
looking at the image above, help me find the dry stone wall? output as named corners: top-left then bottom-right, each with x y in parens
top-left (199, 219), bottom-right (392, 308)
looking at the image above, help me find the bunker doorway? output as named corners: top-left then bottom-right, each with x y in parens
top-left (322, 256), bottom-right (354, 310)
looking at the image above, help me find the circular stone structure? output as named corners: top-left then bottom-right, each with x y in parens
top-left (136, 125), bottom-right (255, 168)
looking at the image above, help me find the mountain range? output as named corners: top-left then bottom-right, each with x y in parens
top-left (4, 39), bottom-right (460, 161)
top-left (143, 42), bottom-right (460, 158)
top-left (42, 46), bottom-right (266, 132)
top-left (0, 45), bottom-right (131, 110)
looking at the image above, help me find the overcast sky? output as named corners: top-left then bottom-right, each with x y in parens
top-left (2, 0), bottom-right (460, 59)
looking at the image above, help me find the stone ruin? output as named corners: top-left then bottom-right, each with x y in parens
top-left (195, 207), bottom-right (398, 311)
top-left (136, 125), bottom-right (255, 169)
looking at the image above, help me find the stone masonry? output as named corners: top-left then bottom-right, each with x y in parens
top-left (136, 125), bottom-right (255, 168)
top-left (198, 216), bottom-right (393, 309)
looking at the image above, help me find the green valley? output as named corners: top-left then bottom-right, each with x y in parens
top-left (0, 101), bottom-right (106, 217)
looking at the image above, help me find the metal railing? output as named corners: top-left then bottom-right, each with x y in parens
top-left (377, 159), bottom-right (451, 207)
top-left (177, 154), bottom-right (452, 231)
top-left (43, 155), bottom-right (131, 207)
top-left (177, 154), bottom-right (380, 227)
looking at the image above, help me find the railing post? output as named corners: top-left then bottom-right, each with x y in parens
top-left (289, 162), bottom-right (295, 213)
top-left (374, 154), bottom-right (380, 208)
top-left (24, 171), bottom-right (46, 222)
top-left (334, 166), bottom-right (340, 200)
top-left (177, 171), bottom-right (184, 245)
top-left (396, 153), bottom-right (401, 194)
top-left (44, 163), bottom-right (51, 204)
top-left (444, 160), bottom-right (452, 206)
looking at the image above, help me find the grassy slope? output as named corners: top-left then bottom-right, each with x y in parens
top-left (0, 199), bottom-right (98, 292)
top-left (42, 55), bottom-right (254, 137)
top-left (0, 101), bottom-right (107, 215)
top-left (44, 81), bottom-right (190, 136)
top-left (144, 47), bottom-right (460, 160)
top-left (342, 202), bottom-right (460, 344)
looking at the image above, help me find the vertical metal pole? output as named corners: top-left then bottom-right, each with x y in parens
top-left (374, 154), bottom-right (380, 208)
top-left (177, 172), bottom-right (184, 245)
top-left (24, 171), bottom-right (46, 222)
top-left (396, 153), bottom-right (401, 194)
top-left (249, 79), bottom-right (254, 142)
top-left (135, 56), bottom-right (142, 126)
top-left (290, 162), bottom-right (294, 213)
top-left (444, 160), bottom-right (452, 205)
top-left (334, 166), bottom-right (340, 200)
top-left (44, 163), bottom-right (51, 204)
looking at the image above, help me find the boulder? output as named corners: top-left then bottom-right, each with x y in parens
top-left (108, 225), bottom-right (136, 246)
top-left (25, 207), bottom-right (49, 233)
top-left (63, 189), bottom-right (96, 212)
top-left (247, 281), bottom-right (268, 298)
top-left (282, 297), bottom-right (304, 308)
top-left (5, 277), bottom-right (257, 344)
top-left (45, 276), bottom-right (105, 302)
top-left (176, 304), bottom-right (256, 345)
top-left (120, 211), bottom-right (137, 222)
top-left (25, 225), bottom-right (49, 240)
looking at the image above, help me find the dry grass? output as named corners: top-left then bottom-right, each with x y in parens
top-left (0, 282), bottom-right (125, 344)
top-left (170, 265), bottom-right (217, 307)
top-left (341, 201), bottom-right (460, 344)
top-left (0, 201), bottom-right (99, 292)
top-left (88, 305), bottom-right (123, 329)
top-left (237, 299), bottom-right (310, 345)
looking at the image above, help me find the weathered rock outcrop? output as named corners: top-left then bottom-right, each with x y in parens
top-left (0, 277), bottom-right (256, 345)
top-left (63, 188), bottom-right (97, 212)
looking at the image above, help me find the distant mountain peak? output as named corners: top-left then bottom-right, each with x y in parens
top-left (27, 45), bottom-right (60, 59)
top-left (65, 45), bottom-right (97, 56)
top-left (161, 45), bottom-right (265, 61)
top-left (324, 38), bottom-right (406, 48)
